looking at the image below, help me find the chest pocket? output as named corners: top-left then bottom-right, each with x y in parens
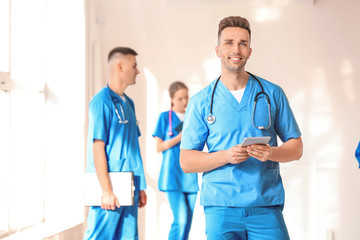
top-left (206, 107), bottom-right (252, 150)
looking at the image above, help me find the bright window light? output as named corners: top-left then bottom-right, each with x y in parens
top-left (0, 92), bottom-right (10, 233)
top-left (10, 0), bottom-right (46, 91)
top-left (2, 0), bottom-right (85, 238)
top-left (0, 0), bottom-right (9, 73)
top-left (9, 90), bottom-right (45, 229)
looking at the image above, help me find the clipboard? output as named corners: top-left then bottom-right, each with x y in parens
top-left (174, 122), bottom-right (183, 133)
top-left (84, 172), bottom-right (135, 206)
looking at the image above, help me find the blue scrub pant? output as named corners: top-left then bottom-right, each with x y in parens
top-left (165, 191), bottom-right (197, 240)
top-left (204, 206), bottom-right (290, 240)
top-left (84, 192), bottom-right (139, 240)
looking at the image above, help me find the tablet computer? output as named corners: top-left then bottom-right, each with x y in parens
top-left (240, 136), bottom-right (271, 147)
top-left (84, 172), bottom-right (135, 206)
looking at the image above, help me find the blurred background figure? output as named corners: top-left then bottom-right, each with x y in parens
top-left (152, 82), bottom-right (199, 240)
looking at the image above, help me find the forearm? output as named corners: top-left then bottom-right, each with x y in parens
top-left (155, 135), bottom-right (181, 153)
top-left (93, 140), bottom-right (112, 193)
top-left (269, 137), bottom-right (303, 163)
top-left (180, 149), bottom-right (228, 173)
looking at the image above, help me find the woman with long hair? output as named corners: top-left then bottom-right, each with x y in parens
top-left (153, 81), bottom-right (199, 240)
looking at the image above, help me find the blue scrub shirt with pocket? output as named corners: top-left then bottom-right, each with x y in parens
top-left (86, 86), bottom-right (146, 190)
top-left (180, 75), bottom-right (301, 208)
top-left (153, 110), bottom-right (198, 192)
top-left (84, 86), bottom-right (146, 240)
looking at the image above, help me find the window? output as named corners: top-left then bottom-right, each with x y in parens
top-left (0, 0), bottom-right (85, 238)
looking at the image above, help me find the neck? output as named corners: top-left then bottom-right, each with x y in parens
top-left (108, 75), bottom-right (127, 96)
top-left (220, 69), bottom-right (249, 90)
top-left (172, 107), bottom-right (185, 114)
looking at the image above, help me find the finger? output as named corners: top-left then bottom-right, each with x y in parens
top-left (103, 203), bottom-right (108, 210)
top-left (140, 195), bottom-right (146, 208)
top-left (115, 199), bottom-right (120, 208)
top-left (110, 202), bottom-right (116, 210)
top-left (247, 148), bottom-right (260, 158)
top-left (253, 148), bottom-right (264, 155)
top-left (102, 201), bottom-right (109, 210)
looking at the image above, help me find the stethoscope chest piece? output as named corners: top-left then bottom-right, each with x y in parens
top-left (207, 114), bottom-right (216, 125)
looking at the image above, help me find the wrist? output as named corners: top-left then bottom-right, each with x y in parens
top-left (268, 146), bottom-right (278, 161)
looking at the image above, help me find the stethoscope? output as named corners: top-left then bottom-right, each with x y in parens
top-left (108, 85), bottom-right (128, 124)
top-left (206, 71), bottom-right (271, 130)
top-left (168, 109), bottom-right (173, 136)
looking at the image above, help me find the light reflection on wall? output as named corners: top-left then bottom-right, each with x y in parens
top-left (340, 60), bottom-right (355, 104)
top-left (282, 67), bottom-right (341, 239)
top-left (144, 68), bottom-right (171, 240)
top-left (144, 68), bottom-right (160, 180)
top-left (0, 0), bottom-right (9, 73)
top-left (202, 57), bottom-right (220, 83)
top-left (252, 6), bottom-right (282, 23)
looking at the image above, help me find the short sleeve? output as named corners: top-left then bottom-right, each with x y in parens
top-left (180, 95), bottom-right (208, 151)
top-left (88, 97), bottom-right (111, 143)
top-left (355, 141), bottom-right (360, 168)
top-left (274, 87), bottom-right (301, 142)
top-left (152, 113), bottom-right (166, 140)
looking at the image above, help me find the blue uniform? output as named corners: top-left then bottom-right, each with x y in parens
top-left (84, 86), bottom-right (146, 240)
top-left (180, 75), bottom-right (301, 239)
top-left (153, 110), bottom-right (199, 239)
top-left (356, 141), bottom-right (360, 168)
top-left (153, 110), bottom-right (199, 192)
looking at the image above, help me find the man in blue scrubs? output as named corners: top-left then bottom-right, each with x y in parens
top-left (180, 16), bottom-right (303, 240)
top-left (84, 47), bottom-right (147, 240)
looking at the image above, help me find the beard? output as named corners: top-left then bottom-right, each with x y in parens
top-left (222, 56), bottom-right (248, 73)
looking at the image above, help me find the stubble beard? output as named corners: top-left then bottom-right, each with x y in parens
top-left (223, 58), bottom-right (247, 73)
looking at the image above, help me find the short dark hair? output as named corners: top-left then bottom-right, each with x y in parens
top-left (108, 47), bottom-right (138, 62)
top-left (218, 16), bottom-right (251, 41)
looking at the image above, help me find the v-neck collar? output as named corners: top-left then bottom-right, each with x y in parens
top-left (217, 75), bottom-right (254, 111)
top-left (170, 110), bottom-right (182, 124)
top-left (106, 84), bottom-right (127, 104)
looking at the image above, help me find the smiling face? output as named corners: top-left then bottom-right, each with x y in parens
top-left (216, 27), bottom-right (252, 74)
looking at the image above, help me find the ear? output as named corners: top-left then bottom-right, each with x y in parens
top-left (215, 45), bottom-right (220, 57)
top-left (117, 61), bottom-right (124, 72)
top-left (247, 47), bottom-right (252, 59)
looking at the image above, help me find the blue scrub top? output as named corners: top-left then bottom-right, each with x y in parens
top-left (180, 75), bottom-right (301, 207)
top-left (356, 141), bottom-right (360, 168)
top-left (86, 86), bottom-right (146, 191)
top-left (153, 110), bottom-right (199, 192)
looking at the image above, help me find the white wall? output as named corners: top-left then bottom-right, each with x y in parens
top-left (87, 0), bottom-right (360, 239)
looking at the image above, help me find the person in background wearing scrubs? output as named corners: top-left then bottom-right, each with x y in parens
top-left (84, 47), bottom-right (147, 240)
top-left (180, 16), bottom-right (303, 240)
top-left (153, 82), bottom-right (199, 240)
top-left (356, 141), bottom-right (360, 168)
